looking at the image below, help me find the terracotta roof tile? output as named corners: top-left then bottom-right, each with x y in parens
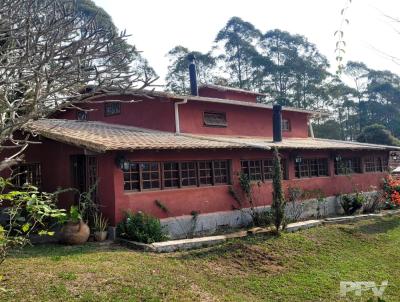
top-left (25, 119), bottom-right (400, 153)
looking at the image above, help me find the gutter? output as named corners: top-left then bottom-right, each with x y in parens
top-left (174, 98), bottom-right (187, 134)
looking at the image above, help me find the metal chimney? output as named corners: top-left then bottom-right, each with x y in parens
top-left (273, 104), bottom-right (282, 142)
top-left (188, 54), bottom-right (198, 96)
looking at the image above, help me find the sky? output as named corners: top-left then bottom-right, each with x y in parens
top-left (94, 0), bottom-right (400, 86)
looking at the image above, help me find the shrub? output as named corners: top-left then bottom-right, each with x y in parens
top-left (362, 192), bottom-right (385, 214)
top-left (116, 212), bottom-right (166, 243)
top-left (340, 193), bottom-right (364, 215)
top-left (252, 209), bottom-right (273, 227)
top-left (382, 175), bottom-right (400, 208)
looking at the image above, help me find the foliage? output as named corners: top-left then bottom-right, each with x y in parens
top-left (0, 178), bottom-right (66, 264)
top-left (116, 211), bottom-right (166, 243)
top-left (165, 46), bottom-right (217, 94)
top-left (382, 175), bottom-right (400, 208)
top-left (285, 187), bottom-right (305, 222)
top-left (93, 212), bottom-right (108, 232)
top-left (0, 0), bottom-right (156, 170)
top-left (228, 174), bottom-right (271, 228)
top-left (340, 193), bottom-right (364, 215)
top-left (271, 148), bottom-right (286, 233)
top-left (67, 206), bottom-right (82, 224)
top-left (362, 192), bottom-right (385, 214)
top-left (357, 124), bottom-right (400, 146)
top-left (164, 16), bottom-right (400, 143)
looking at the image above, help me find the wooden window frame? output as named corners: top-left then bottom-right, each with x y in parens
top-left (241, 158), bottom-right (288, 181)
top-left (104, 102), bottom-right (121, 116)
top-left (123, 160), bottom-right (231, 192)
top-left (335, 157), bottom-right (362, 175)
top-left (295, 158), bottom-right (329, 178)
top-left (203, 111), bottom-right (227, 128)
top-left (364, 156), bottom-right (389, 173)
top-left (76, 110), bottom-right (88, 121)
top-left (12, 162), bottom-right (42, 188)
top-left (282, 119), bottom-right (291, 132)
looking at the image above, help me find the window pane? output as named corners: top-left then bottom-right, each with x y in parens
top-left (295, 158), bottom-right (328, 178)
top-left (12, 163), bottom-right (42, 188)
top-left (198, 161), bottom-right (212, 186)
top-left (181, 162), bottom-right (197, 187)
top-left (203, 112), bottom-right (227, 127)
top-left (163, 162), bottom-right (179, 188)
top-left (213, 160), bottom-right (229, 184)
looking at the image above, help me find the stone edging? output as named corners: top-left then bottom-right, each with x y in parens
top-left (117, 209), bottom-right (400, 253)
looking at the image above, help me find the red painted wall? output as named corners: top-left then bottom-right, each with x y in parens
top-left (54, 95), bottom-right (176, 132)
top-left (178, 100), bottom-right (309, 137)
top-left (198, 87), bottom-right (258, 103)
top-left (53, 95), bottom-right (310, 138)
top-left (112, 148), bottom-right (388, 225)
top-left (3, 138), bottom-right (388, 226)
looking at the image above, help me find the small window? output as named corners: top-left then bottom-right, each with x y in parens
top-left (335, 157), bottom-right (362, 175)
top-left (181, 162), bottom-right (197, 187)
top-left (364, 156), bottom-right (389, 172)
top-left (12, 163), bottom-right (42, 188)
top-left (163, 162), bottom-right (180, 188)
top-left (104, 102), bottom-right (121, 116)
top-left (198, 161), bottom-right (213, 186)
top-left (76, 111), bottom-right (88, 121)
top-left (203, 112), bottom-right (227, 127)
top-left (295, 158), bottom-right (329, 178)
top-left (124, 162), bottom-right (140, 191)
top-left (282, 119), bottom-right (291, 131)
top-left (214, 160), bottom-right (229, 184)
top-left (140, 162), bottom-right (160, 190)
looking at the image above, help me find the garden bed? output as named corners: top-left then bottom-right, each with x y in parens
top-left (117, 209), bottom-right (400, 253)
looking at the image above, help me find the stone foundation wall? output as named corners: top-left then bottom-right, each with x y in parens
top-left (160, 192), bottom-right (377, 239)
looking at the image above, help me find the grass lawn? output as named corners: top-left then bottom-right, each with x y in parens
top-left (1, 216), bottom-right (400, 301)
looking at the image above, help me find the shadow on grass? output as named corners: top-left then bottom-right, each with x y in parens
top-left (172, 232), bottom-right (278, 261)
top-left (353, 216), bottom-right (400, 235)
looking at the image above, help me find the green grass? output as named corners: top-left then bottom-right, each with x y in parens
top-left (2, 216), bottom-right (400, 301)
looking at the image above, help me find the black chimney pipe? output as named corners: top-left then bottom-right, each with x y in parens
top-left (188, 54), bottom-right (198, 96)
top-left (273, 104), bottom-right (282, 142)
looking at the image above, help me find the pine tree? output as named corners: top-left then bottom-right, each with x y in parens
top-left (271, 147), bottom-right (286, 234)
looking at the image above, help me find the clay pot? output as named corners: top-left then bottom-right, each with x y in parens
top-left (61, 220), bottom-right (90, 245)
top-left (94, 231), bottom-right (107, 242)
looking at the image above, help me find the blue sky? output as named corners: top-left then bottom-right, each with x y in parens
top-left (94, 0), bottom-right (400, 85)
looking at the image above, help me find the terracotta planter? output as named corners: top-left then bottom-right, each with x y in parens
top-left (94, 231), bottom-right (107, 242)
top-left (61, 220), bottom-right (90, 245)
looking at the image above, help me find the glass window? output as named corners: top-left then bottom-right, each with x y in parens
top-left (198, 161), bottom-right (213, 186)
top-left (282, 119), bottom-right (291, 131)
top-left (104, 102), bottom-right (121, 116)
top-left (12, 163), bottom-right (42, 188)
top-left (163, 162), bottom-right (180, 188)
top-left (203, 112), bottom-right (227, 127)
top-left (295, 158), bottom-right (329, 178)
top-left (181, 162), bottom-right (197, 187)
top-left (214, 160), bottom-right (229, 184)
top-left (335, 158), bottom-right (361, 175)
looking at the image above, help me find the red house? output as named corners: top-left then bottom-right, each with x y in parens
top-left (7, 61), bottom-right (400, 238)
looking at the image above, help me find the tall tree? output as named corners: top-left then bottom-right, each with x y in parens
top-left (0, 0), bottom-right (157, 169)
top-left (260, 29), bottom-right (330, 108)
top-left (214, 17), bottom-right (262, 89)
top-left (165, 46), bottom-right (217, 94)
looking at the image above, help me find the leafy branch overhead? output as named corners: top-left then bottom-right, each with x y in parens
top-left (0, 0), bottom-right (157, 169)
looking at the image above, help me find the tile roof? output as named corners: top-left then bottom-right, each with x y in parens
top-left (25, 119), bottom-right (400, 153)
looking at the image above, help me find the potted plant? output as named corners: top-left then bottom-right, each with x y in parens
top-left (61, 206), bottom-right (90, 245)
top-left (93, 212), bottom-right (108, 241)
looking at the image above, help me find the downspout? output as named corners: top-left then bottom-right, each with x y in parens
top-left (174, 98), bottom-right (187, 134)
top-left (309, 115), bottom-right (315, 138)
